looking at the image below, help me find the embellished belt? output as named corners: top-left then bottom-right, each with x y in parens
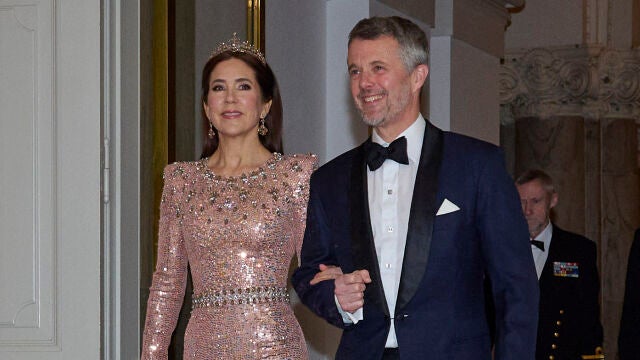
top-left (191, 286), bottom-right (290, 308)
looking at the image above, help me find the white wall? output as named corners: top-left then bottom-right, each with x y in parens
top-left (506, 0), bottom-right (635, 50)
top-left (324, 0), bottom-right (371, 161)
top-left (267, 0), bottom-right (329, 160)
top-left (267, 0), bottom-right (435, 164)
top-left (506, 1), bottom-right (584, 49)
top-left (194, 0), bottom-right (247, 158)
top-left (267, 0), bottom-right (371, 165)
top-left (449, 39), bottom-right (500, 142)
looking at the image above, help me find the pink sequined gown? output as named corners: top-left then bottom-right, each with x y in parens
top-left (142, 153), bottom-right (316, 359)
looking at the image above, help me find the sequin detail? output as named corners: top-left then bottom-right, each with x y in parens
top-left (141, 153), bottom-right (317, 360)
top-left (192, 286), bottom-right (290, 308)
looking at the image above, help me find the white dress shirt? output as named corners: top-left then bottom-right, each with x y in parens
top-left (337, 116), bottom-right (425, 348)
top-left (368, 116), bottom-right (424, 347)
top-left (532, 222), bottom-right (553, 279)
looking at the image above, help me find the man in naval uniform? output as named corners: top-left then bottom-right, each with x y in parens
top-left (515, 169), bottom-right (603, 360)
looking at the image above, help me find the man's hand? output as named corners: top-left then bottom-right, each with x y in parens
top-left (310, 264), bottom-right (343, 285)
top-left (334, 270), bottom-right (371, 313)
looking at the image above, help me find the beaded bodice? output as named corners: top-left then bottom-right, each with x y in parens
top-left (141, 153), bottom-right (316, 359)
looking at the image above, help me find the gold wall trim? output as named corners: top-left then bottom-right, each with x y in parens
top-left (247, 0), bottom-right (265, 51)
top-left (151, 0), bottom-right (169, 266)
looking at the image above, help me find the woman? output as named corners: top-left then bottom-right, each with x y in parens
top-left (141, 34), bottom-right (316, 359)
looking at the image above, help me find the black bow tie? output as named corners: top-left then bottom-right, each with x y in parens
top-left (530, 239), bottom-right (545, 251)
top-left (364, 136), bottom-right (409, 171)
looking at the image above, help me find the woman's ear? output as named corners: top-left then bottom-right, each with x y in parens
top-left (261, 99), bottom-right (273, 119)
top-left (203, 100), bottom-right (210, 119)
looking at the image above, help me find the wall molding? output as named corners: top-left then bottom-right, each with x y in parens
top-left (501, 45), bottom-right (640, 121)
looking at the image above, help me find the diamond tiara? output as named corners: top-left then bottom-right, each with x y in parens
top-left (211, 33), bottom-right (266, 65)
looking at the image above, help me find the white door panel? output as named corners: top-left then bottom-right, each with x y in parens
top-left (0, 0), bottom-right (101, 358)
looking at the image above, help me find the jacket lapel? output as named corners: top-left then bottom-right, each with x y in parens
top-left (395, 121), bottom-right (444, 312)
top-left (350, 140), bottom-right (390, 316)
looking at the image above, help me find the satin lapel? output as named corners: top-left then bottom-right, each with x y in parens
top-left (350, 140), bottom-right (389, 316)
top-left (395, 121), bottom-right (444, 312)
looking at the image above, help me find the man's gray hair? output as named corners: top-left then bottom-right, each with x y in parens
top-left (515, 169), bottom-right (556, 195)
top-left (349, 16), bottom-right (429, 71)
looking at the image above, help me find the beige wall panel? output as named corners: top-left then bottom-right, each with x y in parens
top-left (515, 116), bottom-right (586, 234)
top-left (584, 119), bottom-right (601, 244)
top-left (600, 118), bottom-right (640, 358)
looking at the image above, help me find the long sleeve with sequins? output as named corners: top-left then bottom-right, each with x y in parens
top-left (141, 164), bottom-right (188, 360)
top-left (291, 156), bottom-right (318, 262)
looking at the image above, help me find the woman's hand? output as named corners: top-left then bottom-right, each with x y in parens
top-left (309, 264), bottom-right (343, 285)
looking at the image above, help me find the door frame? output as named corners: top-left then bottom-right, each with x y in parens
top-left (102, 0), bottom-right (144, 358)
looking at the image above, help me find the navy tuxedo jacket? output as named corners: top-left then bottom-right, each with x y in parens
top-left (619, 228), bottom-right (640, 360)
top-left (535, 225), bottom-right (603, 360)
top-left (292, 121), bottom-right (539, 360)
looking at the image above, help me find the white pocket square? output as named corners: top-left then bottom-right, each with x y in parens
top-left (436, 198), bottom-right (460, 216)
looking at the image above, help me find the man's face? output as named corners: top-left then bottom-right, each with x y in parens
top-left (516, 179), bottom-right (558, 239)
top-left (347, 36), bottom-right (414, 128)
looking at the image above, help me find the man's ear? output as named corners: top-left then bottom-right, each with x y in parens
top-left (411, 64), bottom-right (429, 93)
top-left (549, 192), bottom-right (559, 209)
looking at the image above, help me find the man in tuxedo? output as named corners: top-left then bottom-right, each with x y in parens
top-left (292, 16), bottom-right (539, 360)
top-left (515, 169), bottom-right (603, 360)
top-left (618, 228), bottom-right (640, 360)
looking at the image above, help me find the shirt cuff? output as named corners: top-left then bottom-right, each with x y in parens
top-left (334, 295), bottom-right (363, 324)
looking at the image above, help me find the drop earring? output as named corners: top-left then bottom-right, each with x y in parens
top-left (258, 117), bottom-right (269, 136)
top-left (208, 122), bottom-right (216, 138)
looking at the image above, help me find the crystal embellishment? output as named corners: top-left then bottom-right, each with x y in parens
top-left (211, 32), bottom-right (266, 65)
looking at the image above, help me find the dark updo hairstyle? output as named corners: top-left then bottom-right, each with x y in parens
top-left (200, 51), bottom-right (283, 159)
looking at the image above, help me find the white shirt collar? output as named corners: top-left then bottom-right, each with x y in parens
top-left (371, 114), bottom-right (425, 165)
top-left (533, 221), bottom-right (553, 251)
